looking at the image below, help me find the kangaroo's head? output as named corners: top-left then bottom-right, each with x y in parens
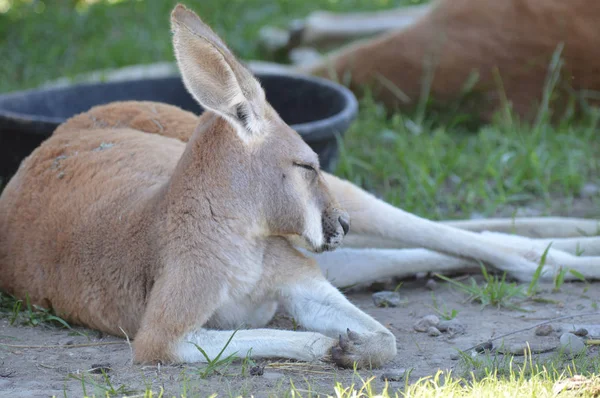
top-left (171, 4), bottom-right (349, 252)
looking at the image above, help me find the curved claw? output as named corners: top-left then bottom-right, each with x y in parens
top-left (339, 333), bottom-right (350, 350)
top-left (347, 329), bottom-right (361, 342)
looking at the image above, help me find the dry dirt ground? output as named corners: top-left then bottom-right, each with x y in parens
top-left (1, 277), bottom-right (599, 397)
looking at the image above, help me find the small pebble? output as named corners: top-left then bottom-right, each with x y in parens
top-left (437, 319), bottom-right (466, 335)
top-left (450, 352), bottom-right (460, 360)
top-left (573, 328), bottom-right (589, 337)
top-left (380, 369), bottom-right (406, 382)
top-left (427, 326), bottom-right (441, 337)
top-left (425, 279), bottom-right (438, 291)
top-left (372, 291), bottom-right (403, 308)
top-left (559, 333), bottom-right (586, 356)
top-left (535, 324), bottom-right (554, 336)
top-left (89, 363), bottom-right (111, 374)
top-left (0, 370), bottom-right (15, 379)
top-left (250, 365), bottom-right (265, 376)
top-left (414, 315), bottom-right (440, 332)
top-left (473, 341), bottom-right (493, 353)
top-left (559, 324), bottom-right (600, 337)
top-left (59, 338), bottom-right (74, 346)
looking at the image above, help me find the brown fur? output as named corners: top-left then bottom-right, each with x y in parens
top-left (308, 0), bottom-right (600, 120)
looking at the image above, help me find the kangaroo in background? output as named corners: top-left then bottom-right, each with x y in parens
top-left (1, 3), bottom-right (600, 369)
top-left (271, 0), bottom-right (600, 121)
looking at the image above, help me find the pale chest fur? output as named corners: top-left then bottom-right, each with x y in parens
top-left (204, 243), bottom-right (280, 330)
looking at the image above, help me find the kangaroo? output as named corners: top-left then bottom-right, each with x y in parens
top-left (0, 4), bottom-right (396, 367)
top-left (275, 0), bottom-right (600, 121)
top-left (1, 3), bottom-right (600, 369)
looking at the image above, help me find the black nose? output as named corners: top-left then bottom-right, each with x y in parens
top-left (338, 215), bottom-right (350, 236)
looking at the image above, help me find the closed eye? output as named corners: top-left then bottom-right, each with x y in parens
top-left (293, 162), bottom-right (317, 172)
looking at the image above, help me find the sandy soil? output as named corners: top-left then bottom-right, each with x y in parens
top-left (1, 278), bottom-right (599, 397)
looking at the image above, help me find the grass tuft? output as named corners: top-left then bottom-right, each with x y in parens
top-left (526, 243), bottom-right (552, 297)
top-left (435, 265), bottom-right (526, 310)
top-left (191, 329), bottom-right (239, 378)
top-left (427, 292), bottom-right (459, 320)
top-left (1, 291), bottom-right (73, 330)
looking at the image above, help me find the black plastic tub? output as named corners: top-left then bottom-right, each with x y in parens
top-left (0, 73), bottom-right (357, 181)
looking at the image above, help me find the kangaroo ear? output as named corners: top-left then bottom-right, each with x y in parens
top-left (171, 4), bottom-right (268, 142)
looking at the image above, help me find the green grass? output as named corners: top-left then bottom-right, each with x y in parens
top-left (68, 371), bottom-right (137, 397)
top-left (2, 0), bottom-right (600, 220)
top-left (427, 292), bottom-right (459, 320)
top-left (0, 291), bottom-right (73, 329)
top-left (526, 244), bottom-right (552, 297)
top-left (0, 0), bottom-right (425, 93)
top-left (191, 329), bottom-right (239, 378)
top-left (66, 364), bottom-right (600, 397)
top-left (457, 345), bottom-right (600, 383)
top-left (336, 94), bottom-right (600, 219)
top-left (436, 266), bottom-right (527, 310)
top-left (51, 344), bottom-right (600, 396)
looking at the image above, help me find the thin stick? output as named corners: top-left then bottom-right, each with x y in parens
top-left (461, 311), bottom-right (600, 353)
top-left (119, 326), bottom-right (134, 365)
top-left (269, 367), bottom-right (333, 375)
top-left (0, 341), bottom-right (126, 349)
top-left (267, 361), bottom-right (329, 369)
top-left (265, 361), bottom-right (334, 374)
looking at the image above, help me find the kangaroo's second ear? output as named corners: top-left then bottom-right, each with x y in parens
top-left (171, 4), bottom-right (268, 142)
